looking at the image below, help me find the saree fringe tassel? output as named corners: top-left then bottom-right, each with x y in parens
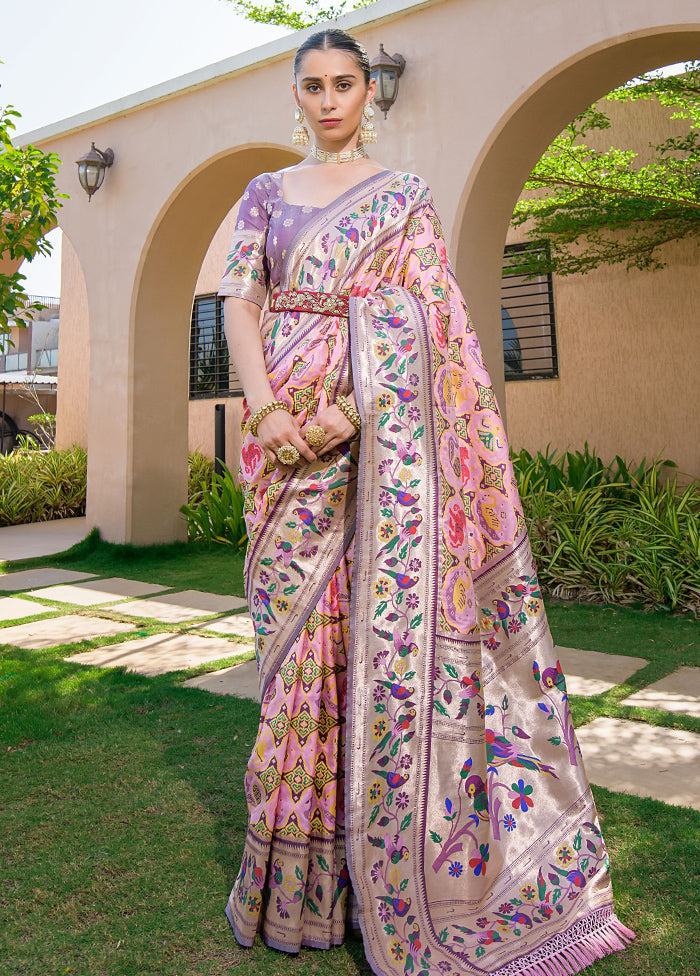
top-left (493, 911), bottom-right (635, 976)
top-left (219, 169), bottom-right (635, 976)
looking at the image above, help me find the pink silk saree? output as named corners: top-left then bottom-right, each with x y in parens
top-left (218, 170), bottom-right (634, 975)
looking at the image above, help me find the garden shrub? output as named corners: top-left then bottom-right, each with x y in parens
top-left (180, 461), bottom-right (247, 550)
top-left (0, 445), bottom-right (87, 526)
top-left (512, 445), bottom-right (700, 617)
top-left (187, 449), bottom-right (215, 504)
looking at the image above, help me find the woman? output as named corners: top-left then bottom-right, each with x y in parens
top-left (219, 28), bottom-right (634, 976)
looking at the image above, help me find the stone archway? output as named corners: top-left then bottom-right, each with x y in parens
top-left (27, 0), bottom-right (699, 544)
top-left (452, 25), bottom-right (700, 410)
top-left (86, 145), bottom-right (299, 544)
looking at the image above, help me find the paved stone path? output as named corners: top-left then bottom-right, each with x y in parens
top-left (0, 614), bottom-right (135, 649)
top-left (195, 613), bottom-right (255, 638)
top-left (66, 631), bottom-right (249, 676)
top-left (556, 645), bottom-right (647, 696)
top-left (184, 659), bottom-right (259, 700)
top-left (0, 568), bottom-right (97, 591)
top-left (576, 717), bottom-right (700, 811)
top-left (620, 666), bottom-right (700, 718)
top-left (2, 566), bottom-right (699, 812)
top-left (0, 596), bottom-right (57, 622)
top-left (0, 517), bottom-right (89, 561)
top-left (26, 577), bottom-right (169, 606)
top-left (109, 590), bottom-right (248, 623)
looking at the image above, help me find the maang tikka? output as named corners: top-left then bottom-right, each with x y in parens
top-left (360, 102), bottom-right (377, 144)
top-left (292, 106), bottom-right (309, 147)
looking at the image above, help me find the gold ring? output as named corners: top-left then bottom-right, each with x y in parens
top-left (305, 424), bottom-right (326, 449)
top-left (276, 444), bottom-right (301, 465)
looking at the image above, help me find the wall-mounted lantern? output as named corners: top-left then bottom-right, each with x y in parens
top-left (370, 45), bottom-right (406, 118)
top-left (76, 143), bottom-right (114, 201)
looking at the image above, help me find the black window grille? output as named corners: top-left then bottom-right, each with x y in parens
top-left (189, 295), bottom-right (242, 399)
top-left (501, 242), bottom-right (558, 381)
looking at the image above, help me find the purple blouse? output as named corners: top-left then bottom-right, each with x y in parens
top-left (218, 171), bottom-right (319, 306)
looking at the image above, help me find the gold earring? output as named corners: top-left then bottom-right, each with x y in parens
top-left (292, 106), bottom-right (309, 147)
top-left (360, 103), bottom-right (377, 145)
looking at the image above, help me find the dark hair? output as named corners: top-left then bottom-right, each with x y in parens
top-left (293, 29), bottom-right (371, 85)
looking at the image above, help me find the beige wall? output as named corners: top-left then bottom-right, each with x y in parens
top-left (190, 95), bottom-right (700, 478)
top-left (505, 237), bottom-right (700, 478)
top-left (0, 388), bottom-right (56, 438)
top-left (24, 0), bottom-right (700, 543)
top-left (55, 234), bottom-right (90, 449)
top-left (503, 96), bottom-right (700, 478)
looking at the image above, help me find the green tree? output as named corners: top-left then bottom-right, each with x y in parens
top-left (223, 0), bottom-right (374, 30)
top-left (0, 100), bottom-right (65, 338)
top-left (510, 63), bottom-right (700, 276)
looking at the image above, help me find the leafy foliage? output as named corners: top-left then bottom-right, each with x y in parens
top-left (0, 445), bottom-right (87, 526)
top-left (180, 461), bottom-right (248, 549)
top-left (0, 100), bottom-right (66, 336)
top-left (513, 446), bottom-right (700, 617)
top-left (511, 63), bottom-right (700, 276)
top-left (222, 0), bottom-right (375, 30)
top-left (25, 412), bottom-right (56, 449)
top-left (187, 449), bottom-right (215, 504)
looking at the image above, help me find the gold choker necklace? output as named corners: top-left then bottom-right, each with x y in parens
top-left (310, 144), bottom-right (368, 164)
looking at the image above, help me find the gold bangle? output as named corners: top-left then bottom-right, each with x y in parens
top-left (336, 395), bottom-right (361, 433)
top-left (248, 400), bottom-right (291, 437)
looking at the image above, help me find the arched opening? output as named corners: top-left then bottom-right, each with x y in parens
top-left (453, 27), bottom-right (700, 430)
top-left (103, 144), bottom-right (299, 544)
top-left (1, 226), bottom-right (64, 453)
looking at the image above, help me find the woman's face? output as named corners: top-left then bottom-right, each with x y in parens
top-left (293, 47), bottom-right (376, 149)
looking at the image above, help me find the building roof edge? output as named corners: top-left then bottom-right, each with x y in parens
top-left (16, 0), bottom-right (438, 146)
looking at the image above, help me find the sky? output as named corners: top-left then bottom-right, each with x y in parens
top-left (1, 0), bottom-right (292, 297)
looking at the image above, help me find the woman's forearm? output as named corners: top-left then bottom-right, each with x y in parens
top-left (223, 297), bottom-right (275, 412)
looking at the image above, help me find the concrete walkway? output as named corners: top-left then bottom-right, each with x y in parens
top-left (1, 561), bottom-right (699, 813)
top-left (0, 517), bottom-right (89, 562)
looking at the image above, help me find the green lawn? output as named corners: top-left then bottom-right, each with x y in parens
top-left (1, 539), bottom-right (699, 975)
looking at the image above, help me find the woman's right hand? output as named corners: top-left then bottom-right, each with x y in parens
top-left (255, 409), bottom-right (318, 467)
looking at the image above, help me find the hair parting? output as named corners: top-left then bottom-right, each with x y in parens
top-left (293, 29), bottom-right (371, 85)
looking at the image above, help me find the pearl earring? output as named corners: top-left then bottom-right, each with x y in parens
top-left (360, 103), bottom-right (377, 145)
top-left (292, 106), bottom-right (309, 147)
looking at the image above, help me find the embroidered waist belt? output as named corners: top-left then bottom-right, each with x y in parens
top-left (270, 290), bottom-right (350, 318)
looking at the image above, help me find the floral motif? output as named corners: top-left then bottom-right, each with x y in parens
top-left (510, 779), bottom-right (534, 812)
top-left (373, 577), bottom-right (391, 598)
top-left (369, 780), bottom-right (384, 803)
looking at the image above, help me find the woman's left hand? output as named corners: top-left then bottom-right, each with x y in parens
top-left (300, 404), bottom-right (357, 457)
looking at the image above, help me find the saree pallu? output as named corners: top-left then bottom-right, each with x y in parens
top-left (222, 171), bottom-right (634, 974)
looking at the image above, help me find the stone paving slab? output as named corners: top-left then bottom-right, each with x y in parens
top-left (196, 613), bottom-right (255, 639)
top-left (109, 589), bottom-right (248, 623)
top-left (0, 568), bottom-right (97, 591)
top-left (25, 577), bottom-right (169, 606)
top-left (66, 632), bottom-right (244, 676)
top-left (556, 646), bottom-right (648, 696)
top-left (575, 717), bottom-right (700, 811)
top-left (183, 659), bottom-right (259, 700)
top-left (0, 615), bottom-right (135, 650)
top-left (620, 666), bottom-right (700, 718)
top-left (0, 597), bottom-right (58, 622)
top-left (0, 516), bottom-right (89, 561)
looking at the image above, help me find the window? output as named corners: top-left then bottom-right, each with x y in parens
top-left (36, 348), bottom-right (59, 370)
top-left (0, 351), bottom-right (29, 372)
top-left (501, 242), bottom-right (558, 380)
top-left (189, 295), bottom-right (242, 399)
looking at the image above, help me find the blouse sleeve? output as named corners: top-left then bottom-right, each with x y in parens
top-left (217, 174), bottom-right (271, 308)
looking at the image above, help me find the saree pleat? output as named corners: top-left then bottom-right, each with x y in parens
top-left (219, 169), bottom-right (634, 975)
top-left (227, 545), bottom-right (354, 950)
